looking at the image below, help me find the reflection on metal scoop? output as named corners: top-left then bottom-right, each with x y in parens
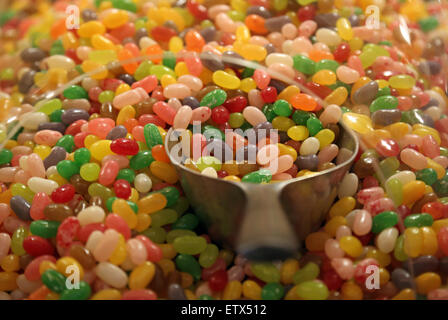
top-left (165, 122), bottom-right (359, 261)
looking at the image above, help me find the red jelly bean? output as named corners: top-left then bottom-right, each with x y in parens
top-left (375, 138), bottom-right (400, 157)
top-left (334, 43), bottom-right (351, 62)
top-left (201, 258), bottom-right (226, 281)
top-left (209, 269), bottom-right (228, 292)
top-left (223, 96), bottom-right (247, 113)
top-left (105, 213), bottom-right (131, 240)
top-left (24, 255), bottom-right (57, 281)
top-left (122, 289), bottom-right (157, 300)
top-left (110, 138), bottom-right (139, 156)
top-left (77, 223), bottom-right (107, 243)
top-left (114, 179), bottom-right (131, 199)
top-left (51, 184), bottom-right (75, 203)
top-left (323, 269), bottom-right (343, 291)
top-left (211, 106), bottom-right (230, 124)
top-left (23, 235), bottom-right (54, 256)
top-left (260, 86), bottom-right (277, 103)
top-left (422, 202), bottom-right (448, 220)
top-left (151, 26), bottom-right (176, 42)
top-left (297, 5), bottom-right (315, 21)
top-left (65, 119), bottom-right (87, 136)
top-left (186, 0), bottom-right (208, 21)
top-left (135, 235), bottom-right (163, 262)
top-left (30, 192), bottom-right (52, 220)
top-left (438, 227), bottom-right (448, 255)
top-left (354, 258), bottom-right (380, 286)
top-left (56, 216), bottom-right (80, 249)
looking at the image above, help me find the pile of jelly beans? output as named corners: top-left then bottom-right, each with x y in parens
top-left (0, 0), bottom-right (448, 300)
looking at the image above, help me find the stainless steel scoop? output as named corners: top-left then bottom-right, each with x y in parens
top-left (166, 123), bottom-right (358, 261)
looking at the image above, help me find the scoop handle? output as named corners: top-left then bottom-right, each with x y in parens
top-left (236, 184), bottom-right (298, 261)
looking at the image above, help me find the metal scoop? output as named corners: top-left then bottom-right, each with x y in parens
top-left (165, 122), bottom-right (359, 261)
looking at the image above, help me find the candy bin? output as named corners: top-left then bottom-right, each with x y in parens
top-left (0, 0), bottom-right (447, 302)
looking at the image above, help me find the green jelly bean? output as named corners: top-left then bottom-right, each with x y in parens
top-left (59, 281), bottom-right (91, 300)
top-left (41, 269), bottom-right (67, 294)
top-left (155, 186), bottom-right (180, 207)
top-left (11, 226), bottom-right (27, 256)
top-left (141, 227), bottom-right (167, 243)
top-left (150, 209), bottom-right (178, 228)
top-left (293, 262), bottom-right (319, 284)
top-left (440, 197), bottom-right (448, 204)
top-left (173, 236), bottom-right (207, 255)
top-left (56, 160), bottom-right (80, 180)
top-left (416, 168), bottom-right (438, 186)
top-left (199, 244), bottom-right (219, 268)
top-left (196, 156), bottom-right (222, 171)
top-left (418, 17), bottom-right (439, 32)
top-left (166, 229), bottom-right (196, 243)
top-left (200, 89), bottom-right (227, 109)
top-left (385, 178), bottom-right (403, 206)
top-left (163, 51), bottom-right (176, 69)
top-left (112, 0), bottom-right (137, 12)
top-left (202, 125), bottom-right (225, 140)
top-left (261, 282), bottom-right (284, 300)
top-left (404, 213), bottom-right (434, 228)
top-left (172, 213), bottom-right (199, 230)
top-left (273, 99), bottom-right (292, 117)
top-left (30, 220), bottom-right (60, 238)
top-left (433, 174), bottom-right (448, 197)
top-left (175, 254), bottom-right (201, 281)
top-left (292, 110), bottom-right (312, 126)
top-left (359, 45), bottom-right (389, 68)
top-left (376, 86), bottom-right (391, 97)
top-left (38, 99), bottom-right (62, 115)
top-left (293, 55), bottom-right (315, 75)
top-left (130, 150), bottom-right (154, 170)
top-left (0, 149), bottom-right (12, 165)
top-left (144, 123), bottom-right (163, 149)
top-left (50, 40), bottom-right (65, 55)
top-left (315, 59), bottom-right (339, 72)
top-left (73, 148), bottom-right (91, 166)
top-left (56, 135), bottom-right (75, 153)
top-left (372, 211), bottom-right (398, 233)
top-left (296, 280), bottom-right (329, 300)
top-left (98, 90), bottom-right (115, 103)
top-left (251, 262), bottom-right (281, 283)
top-left (228, 10), bottom-right (245, 21)
top-left (150, 65), bottom-right (176, 80)
top-left (10, 183), bottom-right (34, 203)
top-left (88, 183), bottom-right (114, 203)
top-left (394, 235), bottom-right (408, 261)
top-left (134, 60), bottom-right (153, 80)
top-left (306, 117), bottom-right (323, 136)
top-left (241, 67), bottom-right (255, 78)
top-left (262, 104), bottom-right (276, 122)
top-left (369, 95), bottom-right (398, 113)
top-left (116, 168), bottom-right (135, 183)
top-left (63, 85), bottom-right (88, 100)
top-left (379, 156), bottom-right (400, 179)
top-left (401, 109), bottom-right (426, 125)
top-left (242, 169), bottom-right (272, 184)
top-left (440, 147), bottom-right (448, 158)
top-left (169, 196), bottom-right (189, 215)
top-left (199, 294), bottom-right (214, 300)
top-left (50, 109), bottom-right (63, 122)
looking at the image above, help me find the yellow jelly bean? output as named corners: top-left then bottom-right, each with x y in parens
top-left (222, 280), bottom-right (242, 300)
top-left (341, 281), bottom-right (363, 300)
top-left (278, 85), bottom-right (301, 103)
top-left (236, 25), bottom-right (250, 43)
top-left (336, 17), bottom-right (353, 41)
top-left (239, 78), bottom-right (256, 93)
top-left (78, 21), bottom-right (106, 38)
top-left (103, 10), bottom-right (129, 29)
top-left (324, 216), bottom-right (347, 237)
top-left (277, 143), bottom-right (298, 161)
top-left (91, 289), bottom-right (122, 300)
top-left (56, 257), bottom-right (84, 280)
top-left (212, 70), bottom-right (241, 90)
top-left (348, 36), bottom-right (363, 51)
top-left (116, 105), bottom-right (136, 126)
top-left (242, 280), bottom-right (262, 300)
top-left (427, 159), bottom-right (445, 179)
top-left (272, 116), bottom-right (295, 131)
top-left (34, 145), bottom-right (51, 160)
top-left (135, 213), bottom-right (152, 232)
top-left (48, 173), bottom-right (67, 186)
top-left (388, 75), bottom-right (415, 90)
top-left (0, 272), bottom-right (18, 291)
top-left (324, 86), bottom-right (348, 105)
top-left (287, 125), bottom-right (309, 141)
top-left (112, 199), bottom-right (137, 229)
top-left (150, 161), bottom-right (178, 184)
top-left (109, 235), bottom-right (127, 265)
top-left (175, 62), bottom-right (189, 77)
top-left (280, 259), bottom-right (300, 285)
top-left (342, 112), bottom-right (373, 134)
top-left (379, 268), bottom-right (390, 286)
top-left (161, 74), bottom-right (177, 88)
top-left (84, 134), bottom-right (100, 149)
top-left (366, 247), bottom-right (391, 267)
top-left (115, 83), bottom-right (131, 95)
top-left (239, 43), bottom-right (267, 61)
top-left (91, 34), bottom-right (116, 50)
top-left (156, 259), bottom-right (176, 277)
top-left (89, 140), bottom-right (115, 161)
top-left (329, 197), bottom-right (356, 218)
top-left (402, 180), bottom-right (426, 205)
top-left (1, 255), bottom-right (19, 272)
top-left (416, 272), bottom-right (441, 295)
top-left (129, 261), bottom-right (156, 289)
top-left (39, 261), bottom-right (57, 275)
top-left (312, 70), bottom-right (337, 86)
top-left (339, 236), bottom-right (363, 258)
top-left (392, 288), bottom-right (416, 300)
top-left (432, 219), bottom-right (448, 234)
top-left (315, 129), bottom-right (335, 150)
top-left (159, 244), bottom-right (177, 260)
top-left (137, 193), bottom-right (167, 214)
top-left (404, 227), bottom-right (423, 258)
top-left (384, 122), bottom-right (411, 140)
top-left (421, 226), bottom-right (438, 256)
top-left (169, 36), bottom-right (184, 53)
top-left (284, 285), bottom-right (301, 300)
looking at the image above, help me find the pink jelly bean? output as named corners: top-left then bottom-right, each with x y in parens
top-left (298, 20), bottom-right (317, 38)
top-left (352, 210), bottom-right (372, 236)
top-left (153, 101), bottom-right (176, 125)
top-left (30, 192), bottom-right (52, 220)
top-left (93, 229), bottom-right (120, 262)
top-left (33, 130), bottom-right (62, 147)
top-left (318, 144), bottom-right (339, 165)
top-left (168, 98), bottom-right (182, 112)
top-left (105, 213), bottom-right (131, 240)
top-left (215, 12), bottom-right (237, 33)
top-left (253, 69), bottom-right (271, 90)
top-left (257, 144), bottom-right (279, 165)
top-left (163, 83), bottom-right (192, 100)
top-left (131, 125), bottom-right (145, 142)
top-left (195, 282), bottom-right (213, 297)
top-left (112, 88), bottom-right (147, 109)
top-left (135, 235), bottom-right (163, 262)
top-left (3, 216), bottom-right (28, 234)
top-left (400, 148), bottom-right (428, 170)
top-left (399, 134), bottom-right (423, 148)
top-left (249, 36), bottom-right (269, 46)
top-left (126, 238), bottom-right (148, 265)
top-left (88, 118), bottom-right (115, 139)
top-left (227, 265), bottom-right (245, 282)
top-left (376, 138), bottom-right (400, 157)
top-left (319, 105), bottom-right (341, 126)
top-left (331, 258), bottom-right (355, 280)
top-left (177, 75), bottom-right (203, 92)
top-left (184, 54), bottom-right (203, 77)
top-left (272, 173), bottom-right (293, 180)
top-left (347, 55), bottom-right (365, 77)
top-left (26, 153), bottom-right (45, 178)
top-left (0, 204), bottom-right (10, 225)
top-left (291, 36), bottom-right (313, 54)
top-left (14, 169), bottom-right (31, 184)
top-left (268, 63), bottom-right (295, 80)
top-left (335, 225), bottom-right (352, 240)
top-left (0, 167), bottom-right (19, 183)
top-left (122, 289), bottom-right (157, 300)
top-left (325, 238), bottom-right (344, 259)
top-left (433, 156), bottom-right (448, 168)
top-left (364, 197), bottom-right (395, 216)
top-left (422, 134), bottom-right (440, 158)
top-left (173, 106), bottom-right (193, 130)
top-left (263, 155), bottom-right (293, 175)
top-left (24, 255), bottom-right (57, 281)
top-left (243, 106), bottom-right (267, 126)
top-left (248, 89), bottom-right (264, 108)
top-left (225, 131), bottom-right (247, 151)
top-left (357, 187), bottom-right (385, 205)
top-left (98, 160), bottom-right (119, 186)
top-left (131, 75), bottom-right (158, 93)
top-left (190, 106), bottom-right (212, 123)
top-left (0, 233), bottom-right (11, 261)
top-left (336, 65), bottom-right (360, 84)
